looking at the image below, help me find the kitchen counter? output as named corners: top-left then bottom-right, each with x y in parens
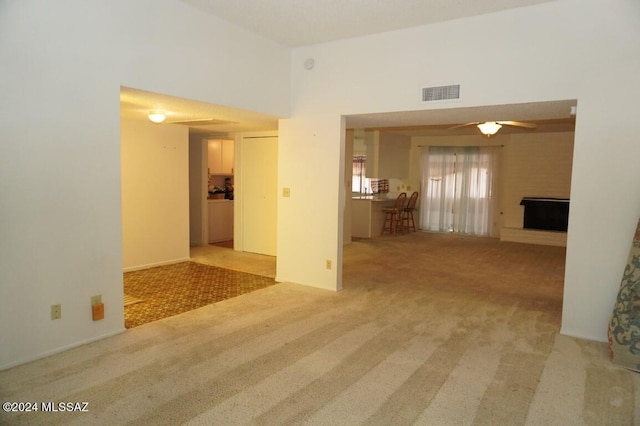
top-left (352, 195), bottom-right (388, 201)
top-left (352, 192), bottom-right (402, 201)
top-left (351, 196), bottom-right (395, 238)
top-left (208, 199), bottom-right (233, 242)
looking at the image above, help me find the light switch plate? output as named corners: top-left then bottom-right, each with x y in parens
top-left (283, 187), bottom-right (291, 197)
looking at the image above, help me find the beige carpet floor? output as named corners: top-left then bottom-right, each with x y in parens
top-left (1, 232), bottom-right (639, 425)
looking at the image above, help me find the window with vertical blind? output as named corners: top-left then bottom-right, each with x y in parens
top-left (352, 155), bottom-right (371, 193)
top-left (352, 155), bottom-right (391, 195)
top-left (420, 146), bottom-right (499, 236)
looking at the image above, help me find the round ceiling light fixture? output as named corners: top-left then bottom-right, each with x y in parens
top-left (477, 121), bottom-right (502, 137)
top-left (148, 111), bottom-right (166, 123)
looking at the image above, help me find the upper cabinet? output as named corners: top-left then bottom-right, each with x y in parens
top-left (208, 139), bottom-right (235, 175)
top-left (364, 131), bottom-right (410, 179)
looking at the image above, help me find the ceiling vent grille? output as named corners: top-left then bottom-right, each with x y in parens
top-left (422, 85), bottom-right (460, 102)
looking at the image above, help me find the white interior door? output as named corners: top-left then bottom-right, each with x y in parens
top-left (241, 136), bottom-right (277, 256)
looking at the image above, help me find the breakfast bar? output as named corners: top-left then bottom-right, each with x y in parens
top-left (351, 195), bottom-right (396, 238)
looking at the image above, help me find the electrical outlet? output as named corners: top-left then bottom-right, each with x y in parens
top-left (326, 260), bottom-right (332, 270)
top-left (91, 295), bottom-right (104, 320)
top-left (51, 304), bottom-right (61, 320)
top-left (92, 303), bottom-right (105, 321)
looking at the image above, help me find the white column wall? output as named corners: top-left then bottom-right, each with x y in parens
top-left (277, 115), bottom-right (345, 291)
top-left (0, 0), bottom-right (289, 369)
top-left (563, 60), bottom-right (640, 340)
top-left (284, 0), bottom-right (640, 341)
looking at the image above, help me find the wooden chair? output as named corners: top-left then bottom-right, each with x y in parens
top-left (400, 191), bottom-right (419, 233)
top-left (381, 192), bottom-right (407, 235)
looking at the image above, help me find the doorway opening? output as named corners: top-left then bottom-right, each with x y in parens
top-left (342, 99), bottom-right (576, 328)
top-left (120, 86), bottom-right (279, 328)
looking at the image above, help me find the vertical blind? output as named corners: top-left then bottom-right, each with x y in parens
top-left (420, 146), bottom-right (499, 236)
top-left (352, 155), bottom-right (368, 193)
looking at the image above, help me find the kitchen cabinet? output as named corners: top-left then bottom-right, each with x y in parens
top-left (364, 131), bottom-right (410, 179)
top-left (208, 200), bottom-right (233, 242)
top-left (208, 139), bottom-right (234, 175)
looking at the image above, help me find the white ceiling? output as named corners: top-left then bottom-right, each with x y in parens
top-left (121, 0), bottom-right (575, 137)
top-left (178, 0), bottom-right (557, 47)
top-left (120, 86), bottom-right (280, 135)
top-left (347, 100), bottom-right (577, 136)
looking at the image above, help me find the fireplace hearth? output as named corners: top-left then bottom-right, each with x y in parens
top-left (519, 197), bottom-right (569, 232)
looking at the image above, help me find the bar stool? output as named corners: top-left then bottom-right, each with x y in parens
top-left (381, 192), bottom-right (407, 235)
top-left (400, 191), bottom-right (419, 233)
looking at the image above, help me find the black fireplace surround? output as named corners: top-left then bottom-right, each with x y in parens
top-left (520, 197), bottom-right (569, 232)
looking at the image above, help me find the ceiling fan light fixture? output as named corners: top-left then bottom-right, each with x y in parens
top-left (477, 121), bottom-right (502, 136)
top-left (148, 111), bottom-right (166, 124)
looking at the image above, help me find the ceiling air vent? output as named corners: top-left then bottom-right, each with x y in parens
top-left (422, 84), bottom-right (460, 102)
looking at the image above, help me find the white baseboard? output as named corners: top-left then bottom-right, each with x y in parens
top-left (560, 327), bottom-right (607, 343)
top-left (0, 328), bottom-right (126, 371)
top-left (123, 257), bottom-right (191, 273)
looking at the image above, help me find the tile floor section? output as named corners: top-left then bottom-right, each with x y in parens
top-left (123, 261), bottom-right (277, 328)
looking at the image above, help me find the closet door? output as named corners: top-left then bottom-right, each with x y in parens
top-left (241, 136), bottom-right (277, 256)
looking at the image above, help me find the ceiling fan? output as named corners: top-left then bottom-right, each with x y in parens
top-left (449, 120), bottom-right (536, 137)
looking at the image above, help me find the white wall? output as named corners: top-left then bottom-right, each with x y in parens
top-left (0, 0), bottom-right (290, 369)
top-left (277, 115), bottom-right (345, 291)
top-left (501, 132), bottom-right (574, 229)
top-left (563, 58), bottom-right (640, 341)
top-left (282, 0), bottom-right (640, 341)
top-left (121, 119), bottom-right (190, 271)
top-left (363, 131), bottom-right (412, 180)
